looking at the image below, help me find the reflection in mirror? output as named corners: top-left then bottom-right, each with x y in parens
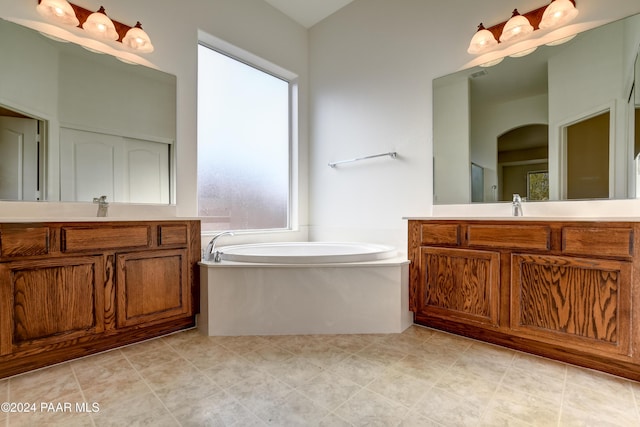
top-left (433, 13), bottom-right (640, 204)
top-left (0, 18), bottom-right (176, 204)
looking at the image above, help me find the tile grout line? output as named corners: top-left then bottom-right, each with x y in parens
top-left (118, 346), bottom-right (184, 427)
top-left (69, 361), bottom-right (98, 427)
top-left (556, 362), bottom-right (569, 427)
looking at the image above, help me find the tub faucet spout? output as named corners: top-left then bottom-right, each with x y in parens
top-left (204, 231), bottom-right (235, 262)
top-left (512, 193), bottom-right (523, 217)
top-left (93, 195), bottom-right (109, 217)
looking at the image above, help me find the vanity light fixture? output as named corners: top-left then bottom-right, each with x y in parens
top-left (539, 0), bottom-right (579, 29)
top-left (122, 22), bottom-right (154, 53)
top-left (35, 0), bottom-right (154, 54)
top-left (467, 23), bottom-right (498, 55)
top-left (36, 0), bottom-right (79, 26)
top-left (499, 9), bottom-right (534, 43)
top-left (82, 6), bottom-right (118, 41)
top-left (468, 0), bottom-right (578, 55)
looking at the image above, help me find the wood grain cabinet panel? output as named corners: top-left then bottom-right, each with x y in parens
top-left (562, 227), bottom-right (633, 258)
top-left (0, 256), bottom-right (104, 355)
top-left (116, 249), bottom-right (190, 328)
top-left (0, 226), bottom-right (49, 258)
top-left (158, 224), bottom-right (188, 246)
top-left (417, 247), bottom-right (500, 327)
top-left (467, 225), bottom-right (550, 250)
top-left (420, 224), bottom-right (460, 245)
top-left (511, 253), bottom-right (631, 356)
top-left (62, 226), bottom-right (150, 252)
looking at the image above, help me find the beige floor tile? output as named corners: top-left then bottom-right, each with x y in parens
top-left (173, 341), bottom-right (236, 370)
top-left (499, 365), bottom-right (565, 401)
top-left (226, 370), bottom-right (294, 413)
top-left (334, 388), bottom-right (409, 426)
top-left (432, 371), bottom-right (499, 410)
top-left (254, 390), bottom-right (330, 426)
top-left (71, 352), bottom-right (141, 392)
top-left (488, 386), bottom-right (560, 425)
top-left (242, 344), bottom-right (295, 368)
top-left (119, 336), bottom-right (172, 357)
top-left (211, 335), bottom-right (271, 355)
top-left (414, 388), bottom-right (487, 425)
top-left (323, 334), bottom-right (382, 353)
top-left (4, 326), bottom-right (640, 426)
top-left (139, 361), bottom-right (207, 391)
top-left (559, 405), bottom-right (637, 427)
top-left (9, 363), bottom-right (80, 402)
top-left (123, 345), bottom-right (184, 372)
top-left (390, 353), bottom-right (449, 383)
top-left (202, 357), bottom-right (265, 390)
top-left (297, 345), bottom-right (350, 369)
top-left (259, 355), bottom-right (324, 388)
top-left (327, 354), bottom-right (386, 387)
top-left (296, 370), bottom-right (362, 411)
top-left (398, 409), bottom-right (445, 427)
top-left (318, 412), bottom-right (353, 426)
top-left (171, 388), bottom-right (257, 426)
top-left (366, 368), bottom-right (433, 409)
top-left (90, 391), bottom-right (176, 427)
top-left (355, 341), bottom-right (409, 365)
top-left (153, 375), bottom-right (221, 412)
top-left (562, 380), bottom-right (638, 425)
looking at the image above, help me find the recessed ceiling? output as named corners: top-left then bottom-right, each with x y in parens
top-left (262, 0), bottom-right (354, 28)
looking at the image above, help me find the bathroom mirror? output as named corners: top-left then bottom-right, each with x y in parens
top-left (0, 18), bottom-right (176, 204)
top-left (433, 13), bottom-right (640, 204)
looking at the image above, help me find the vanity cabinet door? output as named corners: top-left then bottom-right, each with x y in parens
top-left (116, 249), bottom-right (190, 328)
top-left (511, 253), bottom-right (632, 357)
top-left (0, 256), bottom-right (105, 356)
top-left (415, 246), bottom-right (500, 327)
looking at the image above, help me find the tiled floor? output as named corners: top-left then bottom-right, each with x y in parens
top-left (1, 325), bottom-right (639, 426)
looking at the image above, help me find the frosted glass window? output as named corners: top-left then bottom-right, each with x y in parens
top-left (197, 44), bottom-right (290, 231)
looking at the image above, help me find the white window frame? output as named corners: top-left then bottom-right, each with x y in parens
top-left (197, 31), bottom-right (299, 235)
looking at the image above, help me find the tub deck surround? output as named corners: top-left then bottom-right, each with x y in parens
top-left (199, 242), bottom-right (412, 336)
top-left (407, 217), bottom-right (640, 381)
top-left (0, 219), bottom-right (200, 378)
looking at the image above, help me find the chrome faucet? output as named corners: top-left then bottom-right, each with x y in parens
top-left (203, 231), bottom-right (235, 262)
top-left (512, 193), bottom-right (523, 217)
top-left (93, 195), bottom-right (109, 217)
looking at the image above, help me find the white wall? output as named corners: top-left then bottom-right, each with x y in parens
top-left (310, 0), bottom-right (640, 247)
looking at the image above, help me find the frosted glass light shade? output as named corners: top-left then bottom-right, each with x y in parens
top-left (499, 9), bottom-right (533, 42)
top-left (539, 0), bottom-right (579, 30)
top-left (122, 22), bottom-right (154, 53)
top-left (82, 6), bottom-right (118, 41)
top-left (36, 0), bottom-right (79, 26)
top-left (467, 23), bottom-right (498, 54)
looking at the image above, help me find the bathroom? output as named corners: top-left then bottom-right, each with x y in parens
top-left (2, 0), bottom-right (640, 424)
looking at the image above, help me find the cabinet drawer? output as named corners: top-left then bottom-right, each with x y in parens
top-left (62, 226), bottom-right (150, 252)
top-left (562, 227), bottom-right (633, 258)
top-left (158, 224), bottom-right (188, 246)
top-left (467, 225), bottom-right (550, 250)
top-left (420, 224), bottom-right (460, 245)
top-left (0, 227), bottom-right (50, 258)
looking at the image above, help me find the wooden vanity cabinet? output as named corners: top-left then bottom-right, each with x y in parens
top-left (409, 219), bottom-right (640, 381)
top-left (0, 220), bottom-right (200, 378)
